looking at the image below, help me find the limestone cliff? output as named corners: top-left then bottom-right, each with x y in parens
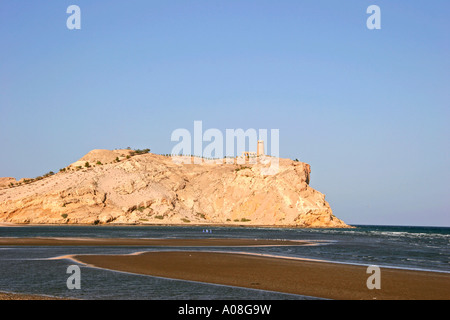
top-left (0, 150), bottom-right (350, 227)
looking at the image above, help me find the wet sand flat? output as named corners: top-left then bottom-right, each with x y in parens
top-left (0, 291), bottom-right (70, 300)
top-left (0, 237), bottom-right (308, 247)
top-left (74, 251), bottom-right (450, 300)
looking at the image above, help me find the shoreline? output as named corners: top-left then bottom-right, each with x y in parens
top-left (71, 251), bottom-right (450, 300)
top-left (0, 291), bottom-right (71, 300)
top-left (0, 222), bottom-right (354, 228)
top-left (0, 237), bottom-right (311, 247)
top-left (0, 222), bottom-right (21, 227)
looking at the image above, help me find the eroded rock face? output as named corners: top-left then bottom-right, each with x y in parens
top-left (0, 152), bottom-right (350, 227)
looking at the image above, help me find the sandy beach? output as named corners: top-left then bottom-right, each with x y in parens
top-left (0, 237), bottom-right (307, 247)
top-left (0, 222), bottom-right (20, 227)
top-left (0, 291), bottom-right (70, 300)
top-left (73, 251), bottom-right (450, 300)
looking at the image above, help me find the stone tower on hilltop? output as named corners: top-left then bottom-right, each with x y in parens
top-left (257, 140), bottom-right (265, 156)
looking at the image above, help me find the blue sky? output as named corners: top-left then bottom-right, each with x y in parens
top-left (1, 1), bottom-right (449, 226)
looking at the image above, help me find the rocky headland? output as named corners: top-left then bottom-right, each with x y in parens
top-left (0, 150), bottom-right (349, 228)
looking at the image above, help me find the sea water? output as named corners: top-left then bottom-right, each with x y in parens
top-left (0, 225), bottom-right (448, 299)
